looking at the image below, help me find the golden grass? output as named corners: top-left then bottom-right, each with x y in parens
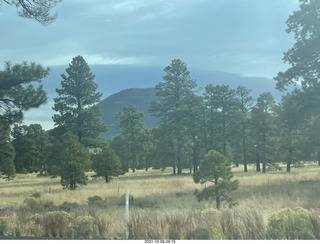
top-left (1, 163), bottom-right (320, 239)
top-left (1, 163), bottom-right (320, 209)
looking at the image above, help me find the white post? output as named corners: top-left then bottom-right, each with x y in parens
top-left (125, 189), bottom-right (129, 240)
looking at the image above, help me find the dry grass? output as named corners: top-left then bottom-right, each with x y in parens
top-left (1, 163), bottom-right (320, 239)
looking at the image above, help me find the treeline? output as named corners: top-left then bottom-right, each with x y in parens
top-left (110, 59), bottom-right (320, 175)
top-left (0, 56), bottom-right (123, 189)
top-left (1, 55), bottom-right (320, 187)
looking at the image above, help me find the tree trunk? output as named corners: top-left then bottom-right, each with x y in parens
top-left (105, 175), bottom-right (109, 183)
top-left (242, 122), bottom-right (248, 173)
top-left (262, 131), bottom-right (266, 173)
top-left (132, 154), bottom-right (136, 173)
top-left (145, 156), bottom-right (148, 171)
top-left (287, 143), bottom-right (293, 173)
top-left (177, 136), bottom-right (182, 175)
top-left (222, 106), bottom-right (227, 156)
top-left (256, 151), bottom-right (260, 172)
top-left (216, 195), bottom-right (221, 209)
top-left (318, 152), bottom-right (320, 166)
top-left (214, 178), bottom-right (220, 209)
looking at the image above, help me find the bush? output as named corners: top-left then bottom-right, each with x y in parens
top-left (87, 195), bottom-right (104, 206)
top-left (0, 216), bottom-right (11, 235)
top-left (31, 192), bottom-right (41, 198)
top-left (42, 211), bottom-right (73, 238)
top-left (23, 197), bottom-right (55, 211)
top-left (267, 207), bottom-right (315, 240)
top-left (210, 225), bottom-right (226, 240)
top-left (59, 201), bottom-right (79, 212)
top-left (74, 216), bottom-right (94, 239)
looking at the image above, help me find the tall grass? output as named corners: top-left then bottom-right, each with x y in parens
top-left (1, 164), bottom-right (320, 239)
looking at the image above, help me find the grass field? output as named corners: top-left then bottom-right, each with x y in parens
top-left (1, 163), bottom-right (320, 239)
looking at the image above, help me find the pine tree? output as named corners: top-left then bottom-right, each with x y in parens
top-left (193, 150), bottom-right (239, 209)
top-left (0, 61), bottom-right (48, 124)
top-left (204, 84), bottom-right (240, 157)
top-left (150, 59), bottom-right (198, 174)
top-left (3, 0), bottom-right (61, 25)
top-left (235, 85), bottom-right (254, 172)
top-left (52, 55), bottom-right (107, 145)
top-left (251, 92), bottom-right (277, 173)
top-left (48, 132), bottom-right (91, 190)
top-left (116, 105), bottom-right (149, 172)
top-left (11, 124), bottom-right (48, 173)
top-left (0, 121), bottom-right (16, 180)
top-left (92, 145), bottom-right (123, 183)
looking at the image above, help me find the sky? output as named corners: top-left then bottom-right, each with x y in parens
top-left (0, 0), bottom-right (300, 130)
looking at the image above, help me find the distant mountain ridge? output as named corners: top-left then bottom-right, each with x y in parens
top-left (99, 88), bottom-right (158, 139)
top-left (32, 64), bottom-right (288, 134)
top-left (43, 64), bottom-right (284, 100)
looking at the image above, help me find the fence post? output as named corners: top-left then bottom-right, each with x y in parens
top-left (125, 189), bottom-right (129, 240)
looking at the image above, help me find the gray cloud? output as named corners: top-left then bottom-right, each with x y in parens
top-left (1, 0), bottom-right (299, 77)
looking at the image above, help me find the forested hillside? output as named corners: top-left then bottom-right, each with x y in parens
top-left (99, 88), bottom-right (158, 139)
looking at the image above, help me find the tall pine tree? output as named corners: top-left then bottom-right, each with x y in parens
top-left (52, 56), bottom-right (107, 145)
top-left (150, 59), bottom-right (198, 175)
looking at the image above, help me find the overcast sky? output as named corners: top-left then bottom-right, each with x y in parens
top-left (0, 0), bottom-right (300, 130)
top-left (1, 0), bottom-right (299, 78)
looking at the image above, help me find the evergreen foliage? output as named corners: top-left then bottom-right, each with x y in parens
top-left (0, 61), bottom-right (48, 124)
top-left (0, 121), bottom-right (16, 180)
top-left (193, 150), bottom-right (239, 209)
top-left (116, 105), bottom-right (151, 172)
top-left (11, 123), bottom-right (48, 173)
top-left (52, 55), bottom-right (107, 146)
top-left (92, 145), bottom-right (123, 182)
top-left (47, 132), bottom-right (91, 190)
top-left (275, 0), bottom-right (320, 90)
top-left (4, 0), bottom-right (61, 25)
top-left (150, 59), bottom-right (198, 174)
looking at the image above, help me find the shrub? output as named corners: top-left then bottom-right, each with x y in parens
top-left (210, 225), bottom-right (226, 240)
top-left (74, 216), bottom-right (94, 239)
top-left (59, 201), bottom-right (79, 212)
top-left (87, 195), bottom-right (104, 206)
top-left (267, 207), bottom-right (315, 240)
top-left (31, 192), bottom-right (41, 198)
top-left (26, 214), bottom-right (41, 236)
top-left (0, 216), bottom-right (11, 235)
top-left (42, 211), bottom-right (73, 238)
top-left (23, 197), bottom-right (55, 211)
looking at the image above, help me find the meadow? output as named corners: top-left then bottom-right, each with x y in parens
top-left (1, 163), bottom-right (320, 239)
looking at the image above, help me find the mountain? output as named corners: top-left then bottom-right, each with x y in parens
top-left (99, 88), bottom-right (158, 139)
top-left (24, 64), bottom-right (289, 133)
top-left (42, 64), bottom-right (284, 101)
